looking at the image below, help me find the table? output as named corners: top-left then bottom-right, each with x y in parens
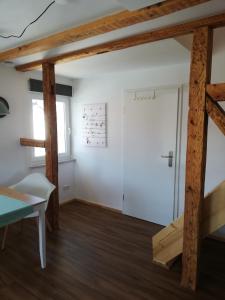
top-left (0, 187), bottom-right (47, 269)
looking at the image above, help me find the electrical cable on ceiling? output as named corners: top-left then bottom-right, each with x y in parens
top-left (0, 1), bottom-right (56, 39)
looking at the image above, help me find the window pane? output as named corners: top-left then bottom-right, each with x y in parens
top-left (56, 101), bottom-right (66, 154)
top-left (32, 99), bottom-right (45, 157)
top-left (32, 99), bottom-right (68, 158)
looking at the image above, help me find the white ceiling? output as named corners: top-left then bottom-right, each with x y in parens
top-left (115, 0), bottom-right (165, 10)
top-left (54, 26), bottom-right (225, 78)
top-left (0, 0), bottom-right (225, 78)
top-left (55, 38), bottom-right (190, 78)
top-left (0, 0), bottom-right (123, 51)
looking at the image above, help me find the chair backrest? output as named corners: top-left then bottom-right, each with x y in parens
top-left (11, 173), bottom-right (56, 210)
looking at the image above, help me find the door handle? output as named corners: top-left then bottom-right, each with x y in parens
top-left (161, 151), bottom-right (173, 167)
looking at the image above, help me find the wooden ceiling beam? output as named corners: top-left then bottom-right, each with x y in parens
top-left (207, 83), bottom-right (225, 101)
top-left (0, 0), bottom-right (210, 62)
top-left (16, 12), bottom-right (225, 72)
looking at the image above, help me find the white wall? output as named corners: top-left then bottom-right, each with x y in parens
top-left (72, 56), bottom-right (225, 220)
top-left (72, 63), bottom-right (189, 211)
top-left (0, 65), bottom-right (75, 203)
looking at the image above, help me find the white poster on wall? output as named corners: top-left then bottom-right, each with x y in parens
top-left (82, 103), bottom-right (107, 147)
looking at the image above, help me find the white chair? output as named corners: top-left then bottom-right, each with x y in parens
top-left (1, 173), bottom-right (55, 250)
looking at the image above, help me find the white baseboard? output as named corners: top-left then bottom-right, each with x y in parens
top-left (60, 197), bottom-right (122, 213)
top-left (59, 198), bottom-right (75, 206)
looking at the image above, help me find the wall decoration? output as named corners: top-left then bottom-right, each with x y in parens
top-left (0, 97), bottom-right (10, 118)
top-left (82, 103), bottom-right (107, 147)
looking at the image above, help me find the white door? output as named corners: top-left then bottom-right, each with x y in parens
top-left (123, 87), bottom-right (179, 225)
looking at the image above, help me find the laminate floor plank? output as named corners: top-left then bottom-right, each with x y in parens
top-left (0, 201), bottom-right (225, 299)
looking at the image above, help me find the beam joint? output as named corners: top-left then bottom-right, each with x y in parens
top-left (206, 96), bottom-right (225, 135)
top-left (207, 83), bottom-right (225, 101)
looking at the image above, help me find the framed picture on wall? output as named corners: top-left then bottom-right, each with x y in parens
top-left (82, 103), bottom-right (107, 147)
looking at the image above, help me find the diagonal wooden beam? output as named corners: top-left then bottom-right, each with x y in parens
top-left (0, 0), bottom-right (210, 62)
top-left (207, 83), bottom-right (225, 101)
top-left (20, 138), bottom-right (46, 148)
top-left (16, 11), bottom-right (225, 72)
top-left (181, 26), bottom-right (213, 291)
top-left (206, 96), bottom-right (225, 135)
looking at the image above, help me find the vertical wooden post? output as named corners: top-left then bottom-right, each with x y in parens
top-left (42, 62), bottom-right (59, 230)
top-left (181, 27), bottom-right (213, 290)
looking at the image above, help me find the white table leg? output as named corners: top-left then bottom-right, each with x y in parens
top-left (38, 205), bottom-right (46, 269)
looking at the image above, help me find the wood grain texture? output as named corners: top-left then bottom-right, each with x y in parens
top-left (42, 63), bottom-right (59, 230)
top-left (153, 216), bottom-right (184, 268)
top-left (181, 26), bottom-right (213, 291)
top-left (153, 181), bottom-right (225, 268)
top-left (207, 83), bottom-right (225, 101)
top-left (206, 96), bottom-right (225, 135)
top-left (0, 0), bottom-right (210, 61)
top-left (20, 138), bottom-right (46, 148)
top-left (1, 201), bottom-right (225, 299)
top-left (16, 11), bottom-right (225, 72)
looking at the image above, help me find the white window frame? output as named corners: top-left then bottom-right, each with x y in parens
top-left (30, 92), bottom-right (72, 167)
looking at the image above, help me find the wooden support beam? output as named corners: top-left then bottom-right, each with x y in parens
top-left (206, 96), bottom-right (225, 135)
top-left (0, 0), bottom-right (210, 61)
top-left (16, 12), bottom-right (225, 72)
top-left (207, 83), bottom-right (225, 101)
top-left (20, 138), bottom-right (46, 148)
top-left (42, 62), bottom-right (59, 230)
top-left (181, 26), bottom-right (213, 291)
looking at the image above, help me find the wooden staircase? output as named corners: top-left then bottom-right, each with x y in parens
top-left (152, 180), bottom-right (225, 268)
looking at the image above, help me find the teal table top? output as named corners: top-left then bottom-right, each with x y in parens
top-left (0, 195), bottom-right (33, 228)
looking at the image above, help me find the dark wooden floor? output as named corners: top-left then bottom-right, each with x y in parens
top-left (1, 201), bottom-right (225, 300)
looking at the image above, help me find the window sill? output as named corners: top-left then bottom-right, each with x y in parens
top-left (30, 157), bottom-right (76, 168)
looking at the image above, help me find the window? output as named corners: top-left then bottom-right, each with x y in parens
top-left (32, 95), bottom-right (71, 164)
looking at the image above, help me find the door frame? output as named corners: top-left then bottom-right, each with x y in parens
top-left (122, 84), bottom-right (186, 221)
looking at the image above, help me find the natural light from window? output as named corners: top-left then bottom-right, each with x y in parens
top-left (32, 99), bottom-right (69, 159)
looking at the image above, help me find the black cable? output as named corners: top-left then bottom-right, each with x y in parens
top-left (0, 1), bottom-right (56, 39)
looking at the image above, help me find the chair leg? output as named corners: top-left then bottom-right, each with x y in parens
top-left (35, 215), bottom-right (52, 232)
top-left (2, 226), bottom-right (9, 250)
